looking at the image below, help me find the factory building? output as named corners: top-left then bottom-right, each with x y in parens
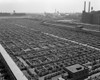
top-left (81, 1), bottom-right (100, 25)
top-left (64, 64), bottom-right (89, 80)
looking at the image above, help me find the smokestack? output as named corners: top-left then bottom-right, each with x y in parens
top-left (88, 1), bottom-right (91, 12)
top-left (91, 7), bottom-right (93, 11)
top-left (84, 1), bottom-right (86, 12)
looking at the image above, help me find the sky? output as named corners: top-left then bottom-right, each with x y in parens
top-left (0, 0), bottom-right (99, 13)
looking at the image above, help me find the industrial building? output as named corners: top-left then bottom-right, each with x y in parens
top-left (0, 12), bottom-right (26, 16)
top-left (81, 1), bottom-right (100, 25)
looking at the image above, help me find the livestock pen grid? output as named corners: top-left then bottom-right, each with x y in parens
top-left (0, 19), bottom-right (100, 80)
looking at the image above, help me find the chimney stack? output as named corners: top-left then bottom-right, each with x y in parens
top-left (88, 1), bottom-right (91, 12)
top-left (91, 7), bottom-right (93, 11)
top-left (84, 1), bottom-right (86, 12)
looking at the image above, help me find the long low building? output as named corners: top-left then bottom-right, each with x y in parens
top-left (81, 11), bottom-right (100, 25)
